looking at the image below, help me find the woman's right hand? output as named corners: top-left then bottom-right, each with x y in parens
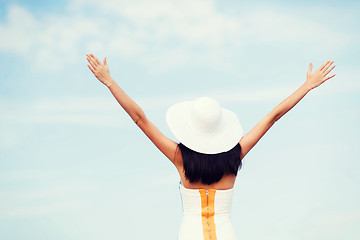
top-left (305, 60), bottom-right (336, 90)
top-left (86, 53), bottom-right (115, 87)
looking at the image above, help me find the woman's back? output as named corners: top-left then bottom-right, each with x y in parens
top-left (175, 141), bottom-right (240, 239)
top-left (174, 142), bottom-right (242, 191)
top-left (178, 170), bottom-right (237, 190)
top-left (178, 182), bottom-right (237, 240)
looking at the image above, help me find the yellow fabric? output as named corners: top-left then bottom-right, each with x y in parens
top-left (199, 189), bottom-right (217, 240)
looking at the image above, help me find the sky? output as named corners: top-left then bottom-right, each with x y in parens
top-left (0, 0), bottom-right (359, 239)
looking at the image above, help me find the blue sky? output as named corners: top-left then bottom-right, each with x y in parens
top-left (0, 0), bottom-right (359, 239)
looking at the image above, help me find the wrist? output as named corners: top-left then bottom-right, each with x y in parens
top-left (301, 82), bottom-right (313, 92)
top-left (105, 77), bottom-right (116, 88)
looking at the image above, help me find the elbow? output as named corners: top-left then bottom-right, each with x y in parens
top-left (267, 113), bottom-right (279, 125)
top-left (134, 111), bottom-right (147, 127)
top-left (272, 114), bottom-right (280, 123)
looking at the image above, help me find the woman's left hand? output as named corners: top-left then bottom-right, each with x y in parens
top-left (86, 53), bottom-right (114, 87)
top-left (305, 60), bottom-right (336, 90)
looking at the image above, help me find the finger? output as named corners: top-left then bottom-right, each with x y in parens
top-left (87, 54), bottom-right (98, 66)
top-left (87, 56), bottom-right (98, 68)
top-left (320, 60), bottom-right (331, 71)
top-left (308, 62), bottom-right (313, 73)
top-left (322, 61), bottom-right (334, 72)
top-left (90, 54), bottom-right (101, 65)
top-left (103, 56), bottom-right (107, 66)
top-left (87, 64), bottom-right (95, 74)
top-left (322, 60), bottom-right (334, 73)
top-left (89, 55), bottom-right (99, 66)
top-left (325, 74), bottom-right (336, 81)
top-left (324, 65), bottom-right (335, 76)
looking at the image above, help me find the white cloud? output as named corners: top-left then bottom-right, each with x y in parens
top-left (0, 85), bottom-right (287, 121)
top-left (0, 72), bottom-right (357, 129)
top-left (0, 96), bottom-right (128, 127)
top-left (0, 178), bottom-right (96, 217)
top-left (310, 210), bottom-right (360, 226)
top-left (21, 182), bottom-right (94, 199)
top-left (0, 5), bottom-right (36, 53)
top-left (1, 0), bottom-right (353, 73)
top-left (30, 96), bottom-right (118, 112)
top-left (0, 169), bottom-right (52, 182)
top-left (241, 11), bottom-right (352, 48)
top-left (7, 200), bottom-right (84, 217)
top-left (214, 85), bottom-right (295, 103)
top-left (0, 5), bottom-right (101, 71)
top-left (69, 0), bottom-right (241, 49)
top-left (0, 1), bottom-right (242, 72)
top-left (0, 126), bottom-right (24, 149)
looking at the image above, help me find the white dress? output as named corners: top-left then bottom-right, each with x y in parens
top-left (178, 182), bottom-right (237, 240)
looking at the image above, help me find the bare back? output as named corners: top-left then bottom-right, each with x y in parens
top-left (174, 151), bottom-right (237, 190)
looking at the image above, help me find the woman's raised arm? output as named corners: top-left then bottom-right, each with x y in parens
top-left (86, 54), bottom-right (179, 166)
top-left (239, 60), bottom-right (336, 160)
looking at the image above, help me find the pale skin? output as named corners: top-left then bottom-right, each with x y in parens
top-left (86, 54), bottom-right (336, 190)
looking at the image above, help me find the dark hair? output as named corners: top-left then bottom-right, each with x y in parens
top-left (178, 142), bottom-right (242, 185)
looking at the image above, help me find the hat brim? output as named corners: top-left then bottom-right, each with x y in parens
top-left (166, 100), bottom-right (243, 154)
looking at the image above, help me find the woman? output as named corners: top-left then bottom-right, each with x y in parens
top-left (86, 54), bottom-right (335, 240)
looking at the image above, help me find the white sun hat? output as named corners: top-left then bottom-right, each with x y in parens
top-left (166, 97), bottom-right (243, 154)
